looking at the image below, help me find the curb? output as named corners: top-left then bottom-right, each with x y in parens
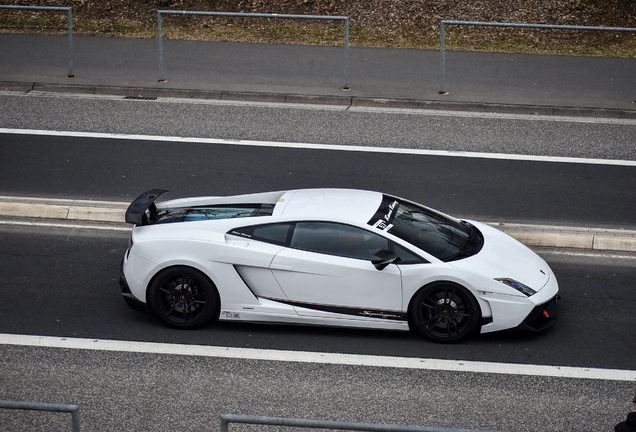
top-left (1, 196), bottom-right (635, 253)
top-left (2, 81), bottom-right (636, 120)
top-left (0, 196), bottom-right (127, 224)
top-left (489, 222), bottom-right (636, 253)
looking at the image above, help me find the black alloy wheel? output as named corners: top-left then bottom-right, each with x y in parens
top-left (410, 282), bottom-right (479, 343)
top-left (149, 266), bottom-right (219, 328)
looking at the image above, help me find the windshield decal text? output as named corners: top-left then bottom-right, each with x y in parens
top-left (368, 198), bottom-right (399, 231)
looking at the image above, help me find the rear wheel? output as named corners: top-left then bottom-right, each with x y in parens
top-left (410, 282), bottom-right (479, 343)
top-left (148, 266), bottom-right (219, 329)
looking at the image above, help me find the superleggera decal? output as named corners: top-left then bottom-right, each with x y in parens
top-left (359, 310), bottom-right (402, 320)
top-left (260, 297), bottom-right (406, 321)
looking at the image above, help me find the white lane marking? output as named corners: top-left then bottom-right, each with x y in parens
top-left (2, 128), bottom-right (636, 167)
top-left (13, 90), bottom-right (636, 125)
top-left (1, 333), bottom-right (634, 382)
top-left (538, 249), bottom-right (636, 260)
top-left (0, 220), bottom-right (129, 231)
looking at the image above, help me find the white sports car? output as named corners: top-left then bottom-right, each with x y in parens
top-left (119, 188), bottom-right (559, 342)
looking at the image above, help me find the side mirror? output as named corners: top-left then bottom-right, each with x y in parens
top-left (371, 250), bottom-right (400, 270)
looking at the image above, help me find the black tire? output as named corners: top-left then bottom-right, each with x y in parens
top-left (148, 266), bottom-right (219, 329)
top-left (410, 282), bottom-right (480, 343)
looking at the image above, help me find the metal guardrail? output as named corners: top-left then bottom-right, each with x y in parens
top-left (439, 20), bottom-right (636, 94)
top-left (219, 414), bottom-right (504, 432)
top-left (0, 5), bottom-right (74, 77)
top-left (157, 10), bottom-right (350, 89)
top-left (0, 400), bottom-right (80, 432)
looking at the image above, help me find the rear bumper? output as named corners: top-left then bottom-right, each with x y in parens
top-left (119, 260), bottom-right (148, 313)
top-left (520, 294), bottom-right (559, 331)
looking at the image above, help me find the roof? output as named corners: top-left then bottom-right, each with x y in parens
top-left (274, 189), bottom-right (382, 223)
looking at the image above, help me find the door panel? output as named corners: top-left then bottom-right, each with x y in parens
top-left (270, 248), bottom-right (403, 320)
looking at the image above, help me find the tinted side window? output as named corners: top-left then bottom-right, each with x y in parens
top-left (393, 243), bottom-right (428, 264)
top-left (290, 222), bottom-right (389, 260)
top-left (229, 223), bottom-right (293, 246)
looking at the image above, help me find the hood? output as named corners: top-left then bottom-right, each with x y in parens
top-left (450, 222), bottom-right (551, 292)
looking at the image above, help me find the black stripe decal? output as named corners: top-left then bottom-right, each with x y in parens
top-left (261, 297), bottom-right (406, 321)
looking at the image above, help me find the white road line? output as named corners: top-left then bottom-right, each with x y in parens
top-left (2, 127), bottom-right (636, 167)
top-left (538, 249), bottom-right (636, 260)
top-left (1, 333), bottom-right (634, 382)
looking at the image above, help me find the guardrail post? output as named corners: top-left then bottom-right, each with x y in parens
top-left (220, 414), bottom-right (230, 432)
top-left (439, 22), bottom-right (446, 94)
top-left (67, 7), bottom-right (74, 77)
top-left (343, 17), bottom-right (350, 90)
top-left (158, 11), bottom-right (165, 81)
top-left (71, 405), bottom-right (81, 432)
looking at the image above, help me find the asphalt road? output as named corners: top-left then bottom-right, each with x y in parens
top-left (1, 93), bottom-right (636, 432)
top-left (1, 342), bottom-right (632, 432)
top-left (1, 92), bottom-right (636, 160)
top-left (0, 222), bottom-right (635, 370)
top-left (2, 92), bottom-right (636, 230)
top-left (1, 131), bottom-right (636, 229)
top-left (0, 221), bottom-right (635, 432)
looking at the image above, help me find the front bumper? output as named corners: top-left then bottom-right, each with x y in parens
top-left (520, 294), bottom-right (560, 331)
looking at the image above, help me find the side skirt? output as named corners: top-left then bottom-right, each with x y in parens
top-left (218, 308), bottom-right (410, 331)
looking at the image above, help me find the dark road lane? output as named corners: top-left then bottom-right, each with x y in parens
top-left (0, 222), bottom-right (633, 370)
top-left (2, 132), bottom-right (636, 228)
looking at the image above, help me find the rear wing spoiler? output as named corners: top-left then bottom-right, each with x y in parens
top-left (125, 189), bottom-right (169, 225)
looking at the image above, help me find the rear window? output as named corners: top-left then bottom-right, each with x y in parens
top-left (228, 223), bottom-right (293, 246)
top-left (152, 204), bottom-right (274, 224)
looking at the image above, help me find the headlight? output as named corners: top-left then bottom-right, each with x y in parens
top-left (495, 278), bottom-right (537, 297)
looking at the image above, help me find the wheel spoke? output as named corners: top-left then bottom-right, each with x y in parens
top-left (182, 308), bottom-right (194, 323)
top-left (160, 303), bottom-right (177, 316)
top-left (426, 314), bottom-right (444, 329)
top-left (159, 287), bottom-right (172, 295)
top-left (159, 282), bottom-right (177, 295)
top-left (422, 295), bottom-right (438, 306)
top-left (447, 316), bottom-right (459, 333)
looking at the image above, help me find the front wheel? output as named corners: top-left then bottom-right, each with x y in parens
top-left (148, 266), bottom-right (219, 329)
top-left (410, 282), bottom-right (479, 343)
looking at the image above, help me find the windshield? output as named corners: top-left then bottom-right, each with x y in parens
top-left (368, 196), bottom-right (482, 261)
